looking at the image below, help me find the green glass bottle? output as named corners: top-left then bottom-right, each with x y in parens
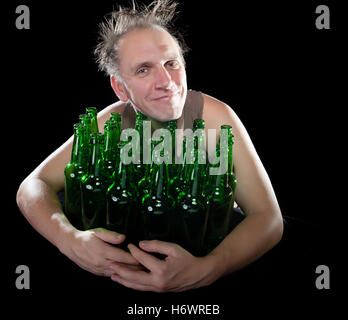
top-left (165, 120), bottom-right (177, 176)
top-left (171, 119), bottom-right (206, 199)
top-left (191, 119), bottom-right (208, 194)
top-left (141, 153), bottom-right (174, 243)
top-left (223, 125), bottom-right (241, 232)
top-left (193, 118), bottom-right (206, 151)
top-left (224, 125), bottom-right (237, 204)
top-left (81, 133), bottom-right (107, 230)
top-left (175, 151), bottom-right (209, 256)
top-left (205, 124), bottom-right (238, 251)
top-left (133, 111), bottom-right (148, 183)
top-left (193, 118), bottom-right (203, 131)
top-left (169, 139), bottom-right (191, 204)
top-left (79, 113), bottom-right (91, 133)
top-left (205, 125), bottom-right (232, 250)
top-left (137, 145), bottom-right (154, 202)
top-left (64, 123), bottom-right (87, 229)
top-left (79, 114), bottom-right (92, 165)
top-left (175, 119), bottom-right (209, 256)
top-left (106, 141), bottom-right (136, 248)
top-left (110, 112), bottom-right (122, 144)
top-left (104, 120), bottom-right (118, 178)
top-left (86, 107), bottom-right (99, 133)
top-left (135, 111), bottom-right (147, 140)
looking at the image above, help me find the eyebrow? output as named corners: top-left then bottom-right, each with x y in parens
top-left (131, 61), bottom-right (154, 73)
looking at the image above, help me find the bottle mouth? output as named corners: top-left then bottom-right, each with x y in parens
top-left (86, 107), bottom-right (97, 114)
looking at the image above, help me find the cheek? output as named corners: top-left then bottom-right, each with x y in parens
top-left (175, 69), bottom-right (187, 87)
top-left (129, 80), bottom-right (151, 99)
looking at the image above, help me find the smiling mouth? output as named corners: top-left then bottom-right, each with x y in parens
top-left (152, 92), bottom-right (179, 101)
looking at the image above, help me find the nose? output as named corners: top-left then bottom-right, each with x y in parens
top-left (155, 65), bottom-right (172, 90)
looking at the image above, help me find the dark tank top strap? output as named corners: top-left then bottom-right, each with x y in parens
top-left (121, 102), bottom-right (136, 130)
top-left (183, 89), bottom-right (204, 129)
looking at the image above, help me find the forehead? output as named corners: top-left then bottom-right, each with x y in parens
top-left (118, 27), bottom-right (181, 69)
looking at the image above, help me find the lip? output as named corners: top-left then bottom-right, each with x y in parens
top-left (152, 92), bottom-right (179, 101)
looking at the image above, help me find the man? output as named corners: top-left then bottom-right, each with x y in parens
top-left (16, 0), bottom-right (283, 292)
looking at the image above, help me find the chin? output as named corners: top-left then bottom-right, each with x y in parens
top-left (163, 106), bottom-right (183, 121)
top-left (155, 113), bottom-right (178, 122)
top-left (148, 103), bottom-right (180, 122)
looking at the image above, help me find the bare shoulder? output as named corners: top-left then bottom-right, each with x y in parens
top-left (98, 100), bottom-right (128, 117)
top-left (201, 93), bottom-right (242, 135)
top-left (97, 100), bottom-right (128, 132)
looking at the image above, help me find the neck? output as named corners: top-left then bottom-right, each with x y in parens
top-left (131, 104), bottom-right (167, 131)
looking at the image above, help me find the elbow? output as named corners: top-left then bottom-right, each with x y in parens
top-left (16, 178), bottom-right (28, 211)
top-left (270, 211), bottom-right (284, 248)
top-left (16, 175), bottom-right (36, 213)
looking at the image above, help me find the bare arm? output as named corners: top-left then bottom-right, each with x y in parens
top-left (16, 102), bottom-right (140, 276)
top-left (17, 132), bottom-right (75, 240)
top-left (202, 93), bottom-right (284, 277)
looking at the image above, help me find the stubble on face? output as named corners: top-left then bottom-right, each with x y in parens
top-left (116, 27), bottom-right (187, 122)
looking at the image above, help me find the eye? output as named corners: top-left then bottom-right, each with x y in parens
top-left (136, 67), bottom-right (148, 75)
top-left (166, 60), bottom-right (180, 69)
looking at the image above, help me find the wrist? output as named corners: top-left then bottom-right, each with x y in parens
top-left (195, 252), bottom-right (226, 286)
top-left (51, 212), bottom-right (78, 254)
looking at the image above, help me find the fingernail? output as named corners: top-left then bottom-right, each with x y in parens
top-left (140, 241), bottom-right (147, 247)
top-left (111, 274), bottom-right (118, 281)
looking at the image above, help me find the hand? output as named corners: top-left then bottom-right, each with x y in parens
top-left (59, 228), bottom-right (142, 277)
top-left (109, 240), bottom-right (219, 292)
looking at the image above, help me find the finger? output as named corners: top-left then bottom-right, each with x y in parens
top-left (128, 243), bottom-right (164, 272)
top-left (109, 260), bottom-right (153, 285)
top-left (73, 254), bottom-right (114, 277)
top-left (110, 262), bottom-right (147, 272)
top-left (91, 228), bottom-right (125, 245)
top-left (103, 268), bottom-right (117, 277)
top-left (111, 274), bottom-right (156, 292)
top-left (139, 240), bottom-right (179, 257)
top-left (103, 245), bottom-right (140, 265)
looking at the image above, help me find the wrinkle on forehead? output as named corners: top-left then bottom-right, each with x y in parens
top-left (118, 26), bottom-right (183, 75)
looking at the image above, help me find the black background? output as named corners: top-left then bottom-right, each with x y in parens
top-left (3, 0), bottom-right (344, 317)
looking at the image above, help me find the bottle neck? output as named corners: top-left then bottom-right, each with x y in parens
top-left (89, 138), bottom-right (103, 177)
top-left (193, 119), bottom-right (205, 131)
top-left (115, 120), bottom-right (122, 145)
top-left (135, 112), bottom-right (148, 131)
top-left (70, 127), bottom-right (79, 163)
top-left (117, 161), bottom-right (133, 189)
top-left (80, 114), bottom-right (91, 135)
top-left (190, 167), bottom-right (200, 196)
top-left (87, 108), bottom-right (99, 133)
top-left (71, 125), bottom-right (87, 169)
top-left (227, 134), bottom-right (234, 176)
top-left (104, 123), bottom-right (117, 161)
top-left (191, 162), bottom-right (207, 197)
top-left (110, 112), bottom-right (122, 148)
top-left (220, 125), bottom-right (234, 176)
top-left (153, 163), bottom-right (170, 199)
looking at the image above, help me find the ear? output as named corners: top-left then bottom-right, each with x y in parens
top-left (110, 76), bottom-right (129, 102)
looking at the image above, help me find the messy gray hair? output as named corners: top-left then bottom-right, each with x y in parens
top-left (94, 0), bottom-right (189, 79)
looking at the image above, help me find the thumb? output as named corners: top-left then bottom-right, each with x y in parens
top-left (91, 228), bottom-right (125, 245)
top-left (139, 240), bottom-right (179, 256)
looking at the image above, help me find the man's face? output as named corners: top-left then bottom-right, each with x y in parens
top-left (115, 26), bottom-right (187, 122)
